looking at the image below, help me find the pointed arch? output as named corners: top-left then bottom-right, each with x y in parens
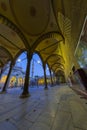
top-left (32, 31), bottom-right (64, 51)
top-left (50, 62), bottom-right (64, 70)
top-left (34, 50), bottom-right (45, 66)
top-left (54, 67), bottom-right (64, 73)
top-left (13, 49), bottom-right (27, 63)
top-left (0, 14), bottom-right (30, 49)
top-left (0, 59), bottom-right (3, 67)
top-left (0, 46), bottom-right (13, 60)
top-left (45, 53), bottom-right (65, 63)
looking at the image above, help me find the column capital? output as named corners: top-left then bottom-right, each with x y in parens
top-left (27, 52), bottom-right (32, 61)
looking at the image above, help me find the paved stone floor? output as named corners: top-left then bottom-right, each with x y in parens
top-left (0, 84), bottom-right (87, 130)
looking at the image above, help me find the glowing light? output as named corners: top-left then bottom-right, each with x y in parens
top-left (37, 60), bottom-right (40, 64)
top-left (17, 59), bottom-right (21, 62)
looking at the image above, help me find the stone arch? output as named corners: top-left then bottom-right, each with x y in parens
top-left (0, 59), bottom-right (3, 67)
top-left (13, 49), bottom-right (27, 64)
top-left (54, 67), bottom-right (64, 73)
top-left (0, 46), bottom-right (13, 60)
top-left (0, 14), bottom-right (30, 49)
top-left (45, 53), bottom-right (65, 64)
top-left (0, 46), bottom-right (13, 66)
top-left (32, 31), bottom-right (64, 52)
top-left (50, 62), bottom-right (64, 70)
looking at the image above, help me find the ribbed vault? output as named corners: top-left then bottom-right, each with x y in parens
top-left (0, 0), bottom-right (87, 77)
top-left (0, 15), bottom-right (28, 66)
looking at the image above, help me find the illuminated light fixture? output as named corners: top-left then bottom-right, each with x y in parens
top-left (17, 59), bottom-right (21, 62)
top-left (37, 60), bottom-right (40, 64)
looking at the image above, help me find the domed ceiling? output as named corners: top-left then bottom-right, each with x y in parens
top-left (10, 0), bottom-right (50, 36)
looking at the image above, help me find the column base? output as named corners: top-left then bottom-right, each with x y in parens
top-left (51, 84), bottom-right (54, 87)
top-left (44, 87), bottom-right (48, 90)
top-left (19, 93), bottom-right (30, 98)
top-left (0, 90), bottom-right (6, 94)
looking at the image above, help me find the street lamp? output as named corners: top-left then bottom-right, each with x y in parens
top-left (37, 60), bottom-right (40, 64)
top-left (17, 59), bottom-right (21, 67)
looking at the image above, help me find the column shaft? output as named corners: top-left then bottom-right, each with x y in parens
top-left (20, 53), bottom-right (32, 98)
top-left (49, 69), bottom-right (53, 86)
top-left (2, 63), bottom-right (13, 92)
top-left (43, 64), bottom-right (48, 89)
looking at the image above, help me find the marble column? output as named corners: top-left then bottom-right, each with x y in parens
top-left (0, 68), bottom-right (3, 80)
top-left (43, 64), bottom-right (48, 89)
top-left (2, 62), bottom-right (13, 93)
top-left (49, 69), bottom-right (53, 87)
top-left (20, 52), bottom-right (32, 98)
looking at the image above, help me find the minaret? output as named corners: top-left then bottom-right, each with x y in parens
top-left (31, 59), bottom-right (34, 79)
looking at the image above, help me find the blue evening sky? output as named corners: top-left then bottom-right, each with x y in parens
top-left (16, 52), bottom-right (50, 77)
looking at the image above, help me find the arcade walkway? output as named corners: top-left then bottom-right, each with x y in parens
top-left (0, 85), bottom-right (87, 130)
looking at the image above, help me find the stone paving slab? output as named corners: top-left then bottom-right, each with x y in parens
top-left (36, 111), bottom-right (54, 127)
top-left (51, 111), bottom-right (72, 130)
top-left (0, 121), bottom-right (17, 130)
top-left (0, 85), bottom-right (87, 130)
top-left (58, 101), bottom-right (71, 112)
top-left (30, 122), bottom-right (51, 130)
top-left (70, 99), bottom-right (87, 130)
